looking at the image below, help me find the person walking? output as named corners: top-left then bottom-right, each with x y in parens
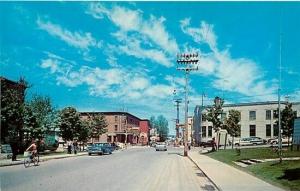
top-left (67, 141), bottom-right (72, 154)
top-left (73, 140), bottom-right (78, 154)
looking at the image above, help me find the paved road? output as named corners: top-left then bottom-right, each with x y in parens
top-left (0, 147), bottom-right (217, 191)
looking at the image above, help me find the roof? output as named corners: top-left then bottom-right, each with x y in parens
top-left (79, 111), bottom-right (142, 121)
top-left (196, 101), bottom-right (300, 108)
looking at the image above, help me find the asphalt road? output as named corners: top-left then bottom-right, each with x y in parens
top-left (0, 147), bottom-right (217, 191)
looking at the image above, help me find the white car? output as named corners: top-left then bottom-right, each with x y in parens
top-left (234, 138), bottom-right (253, 146)
top-left (270, 137), bottom-right (292, 145)
top-left (155, 142), bottom-right (167, 151)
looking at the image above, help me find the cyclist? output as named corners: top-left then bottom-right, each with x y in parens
top-left (26, 139), bottom-right (38, 159)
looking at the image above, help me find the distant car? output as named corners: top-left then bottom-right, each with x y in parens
top-left (234, 138), bottom-right (253, 146)
top-left (155, 142), bottom-right (167, 151)
top-left (199, 140), bottom-right (214, 148)
top-left (0, 144), bottom-right (13, 159)
top-left (249, 137), bottom-right (266, 145)
top-left (88, 144), bottom-right (103, 156)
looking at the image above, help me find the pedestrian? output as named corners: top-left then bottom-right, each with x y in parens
top-left (67, 141), bottom-right (72, 154)
top-left (73, 140), bottom-right (78, 154)
top-left (211, 137), bottom-right (217, 152)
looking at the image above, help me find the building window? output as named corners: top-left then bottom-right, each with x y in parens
top-left (208, 126), bottom-right (212, 137)
top-left (250, 125), bottom-right (256, 136)
top-left (249, 111), bottom-right (256, 121)
top-left (266, 110), bottom-right (271, 120)
top-left (273, 110), bottom-right (278, 119)
top-left (266, 124), bottom-right (271, 137)
top-left (115, 125), bottom-right (118, 131)
top-left (202, 126), bottom-right (206, 137)
top-left (115, 116), bottom-right (118, 123)
top-left (273, 124), bottom-right (279, 137)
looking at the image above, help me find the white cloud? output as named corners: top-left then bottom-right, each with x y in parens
top-left (181, 18), bottom-right (277, 101)
top-left (180, 18), bottom-right (217, 51)
top-left (86, 3), bottom-right (179, 67)
top-left (37, 18), bottom-right (100, 50)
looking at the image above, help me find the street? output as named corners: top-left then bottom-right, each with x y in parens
top-left (0, 147), bottom-right (217, 191)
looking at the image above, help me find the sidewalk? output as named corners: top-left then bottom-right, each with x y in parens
top-left (0, 152), bottom-right (87, 167)
top-left (188, 149), bottom-right (284, 191)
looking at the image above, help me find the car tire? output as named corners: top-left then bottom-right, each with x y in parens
top-left (88, 153), bottom-right (91, 156)
top-left (235, 143), bottom-right (239, 146)
top-left (156, 149), bottom-right (158, 151)
top-left (253, 143), bottom-right (257, 146)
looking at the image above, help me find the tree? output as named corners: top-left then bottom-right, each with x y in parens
top-left (223, 110), bottom-right (241, 149)
top-left (23, 95), bottom-right (59, 142)
top-left (86, 114), bottom-right (108, 142)
top-left (275, 103), bottom-right (296, 146)
top-left (1, 77), bottom-right (28, 159)
top-left (150, 115), bottom-right (169, 141)
top-left (59, 107), bottom-right (82, 141)
top-left (206, 97), bottom-right (224, 132)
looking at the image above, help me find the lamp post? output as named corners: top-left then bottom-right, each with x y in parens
top-left (214, 96), bottom-right (222, 150)
top-left (177, 53), bottom-right (199, 156)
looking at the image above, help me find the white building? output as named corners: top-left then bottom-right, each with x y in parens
top-left (194, 101), bottom-right (300, 142)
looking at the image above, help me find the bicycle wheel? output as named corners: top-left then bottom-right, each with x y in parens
top-left (33, 155), bottom-right (39, 166)
top-left (24, 158), bottom-right (31, 168)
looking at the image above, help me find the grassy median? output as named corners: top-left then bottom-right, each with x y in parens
top-left (206, 147), bottom-right (300, 191)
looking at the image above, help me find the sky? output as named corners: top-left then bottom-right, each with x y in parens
top-left (1, 2), bottom-right (300, 135)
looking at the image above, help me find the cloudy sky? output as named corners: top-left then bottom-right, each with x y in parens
top-left (1, 2), bottom-right (300, 134)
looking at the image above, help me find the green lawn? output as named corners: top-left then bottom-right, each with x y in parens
top-left (248, 161), bottom-right (300, 191)
top-left (206, 147), bottom-right (300, 190)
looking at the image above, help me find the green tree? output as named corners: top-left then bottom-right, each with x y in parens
top-left (275, 103), bottom-right (296, 146)
top-left (59, 107), bottom-right (82, 141)
top-left (77, 120), bottom-right (91, 148)
top-left (150, 115), bottom-right (169, 141)
top-left (206, 96), bottom-right (224, 132)
top-left (1, 77), bottom-right (28, 158)
top-left (86, 114), bottom-right (108, 142)
top-left (23, 95), bottom-right (59, 141)
top-left (223, 110), bottom-right (241, 149)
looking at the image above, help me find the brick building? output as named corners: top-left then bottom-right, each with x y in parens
top-left (139, 120), bottom-right (151, 145)
top-left (80, 112), bottom-right (149, 144)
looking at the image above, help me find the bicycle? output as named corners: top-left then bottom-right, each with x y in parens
top-left (24, 151), bottom-right (39, 168)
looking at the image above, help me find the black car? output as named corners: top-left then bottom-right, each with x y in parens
top-left (199, 140), bottom-right (214, 147)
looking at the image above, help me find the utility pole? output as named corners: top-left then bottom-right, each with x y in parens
top-left (177, 53), bottom-right (199, 156)
top-left (278, 30), bottom-right (282, 163)
top-left (173, 89), bottom-right (182, 146)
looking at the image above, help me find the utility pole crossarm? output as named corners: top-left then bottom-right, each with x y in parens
top-left (176, 53), bottom-right (199, 157)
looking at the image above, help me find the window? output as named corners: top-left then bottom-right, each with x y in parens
top-left (115, 116), bottom-right (118, 123)
top-left (115, 125), bottom-right (118, 131)
top-left (266, 124), bottom-right (271, 137)
top-left (273, 110), bottom-right (278, 119)
top-left (202, 126), bottom-right (206, 137)
top-left (273, 124), bottom-right (279, 137)
top-left (249, 125), bottom-right (256, 136)
top-left (249, 111), bottom-right (256, 120)
top-left (208, 126), bottom-right (212, 137)
top-left (266, 110), bottom-right (271, 120)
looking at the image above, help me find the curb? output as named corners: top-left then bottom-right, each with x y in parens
top-left (0, 153), bottom-right (88, 167)
top-left (188, 153), bottom-right (222, 191)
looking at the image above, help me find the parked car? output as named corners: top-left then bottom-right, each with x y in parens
top-left (88, 144), bottom-right (103, 156)
top-left (249, 137), bottom-right (266, 145)
top-left (199, 140), bottom-right (214, 148)
top-left (234, 137), bottom-right (253, 146)
top-left (270, 137), bottom-right (292, 145)
top-left (0, 144), bottom-right (13, 159)
top-left (94, 143), bottom-right (113, 154)
top-left (155, 142), bottom-right (167, 151)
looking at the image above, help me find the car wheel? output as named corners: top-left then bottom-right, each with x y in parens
top-left (88, 153), bottom-right (91, 156)
top-left (253, 143), bottom-right (257, 146)
top-left (156, 149), bottom-right (158, 151)
top-left (235, 143), bottom-right (239, 146)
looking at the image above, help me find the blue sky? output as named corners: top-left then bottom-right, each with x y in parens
top-left (1, 2), bottom-right (300, 134)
